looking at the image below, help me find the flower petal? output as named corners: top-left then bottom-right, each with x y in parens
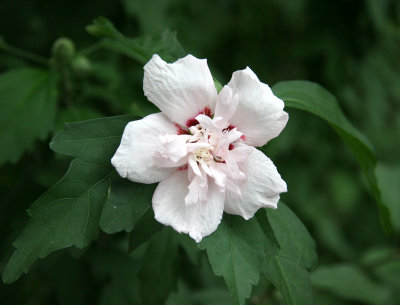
top-left (228, 67), bottom-right (288, 147)
top-left (111, 113), bottom-right (177, 184)
top-left (143, 54), bottom-right (217, 126)
top-left (215, 85), bottom-right (239, 122)
top-left (224, 147), bottom-right (287, 219)
top-left (152, 170), bottom-right (225, 242)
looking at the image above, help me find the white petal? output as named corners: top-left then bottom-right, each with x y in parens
top-left (224, 147), bottom-right (287, 219)
top-left (152, 170), bottom-right (225, 242)
top-left (215, 85), bottom-right (239, 122)
top-left (228, 67), bottom-right (288, 147)
top-left (111, 113), bottom-right (177, 184)
top-left (143, 54), bottom-right (217, 126)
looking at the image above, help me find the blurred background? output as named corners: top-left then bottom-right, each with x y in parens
top-left (1, 0), bottom-right (400, 304)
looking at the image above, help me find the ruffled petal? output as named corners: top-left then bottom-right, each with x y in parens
top-left (224, 147), bottom-right (287, 219)
top-left (111, 113), bottom-right (177, 184)
top-left (152, 170), bottom-right (225, 242)
top-left (227, 67), bottom-right (288, 147)
top-left (143, 54), bottom-right (217, 126)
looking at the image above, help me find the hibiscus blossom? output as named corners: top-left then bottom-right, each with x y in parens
top-left (111, 54), bottom-right (288, 242)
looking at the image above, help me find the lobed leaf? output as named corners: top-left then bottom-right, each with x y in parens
top-left (1, 116), bottom-right (140, 283)
top-left (199, 215), bottom-right (265, 305)
top-left (0, 68), bottom-right (57, 166)
top-left (261, 203), bottom-right (317, 305)
top-left (272, 80), bottom-right (391, 232)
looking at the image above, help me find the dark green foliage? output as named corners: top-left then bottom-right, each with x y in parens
top-left (200, 215), bottom-right (266, 305)
top-left (1, 1), bottom-right (400, 304)
top-left (2, 116), bottom-right (133, 283)
top-left (0, 68), bottom-right (57, 165)
top-left (272, 81), bottom-right (392, 232)
top-left (262, 203), bottom-right (317, 305)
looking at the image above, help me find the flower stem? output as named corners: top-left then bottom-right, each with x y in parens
top-left (78, 41), bottom-right (105, 56)
top-left (0, 40), bottom-right (49, 66)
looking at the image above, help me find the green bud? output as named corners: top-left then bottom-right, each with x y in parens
top-left (51, 37), bottom-right (75, 65)
top-left (86, 24), bottom-right (103, 37)
top-left (86, 17), bottom-right (112, 37)
top-left (72, 55), bottom-right (92, 74)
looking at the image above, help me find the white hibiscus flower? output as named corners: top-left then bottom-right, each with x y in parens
top-left (111, 54), bottom-right (288, 242)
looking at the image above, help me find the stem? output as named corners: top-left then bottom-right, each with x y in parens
top-left (78, 40), bottom-right (105, 56)
top-left (0, 41), bottom-right (48, 66)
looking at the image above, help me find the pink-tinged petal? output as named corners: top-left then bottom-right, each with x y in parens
top-left (185, 165), bottom-right (208, 206)
top-left (152, 170), bottom-right (225, 242)
top-left (155, 134), bottom-right (190, 167)
top-left (143, 54), bottom-right (217, 126)
top-left (224, 147), bottom-right (287, 219)
top-left (111, 113), bottom-right (177, 184)
top-left (228, 67), bottom-right (289, 147)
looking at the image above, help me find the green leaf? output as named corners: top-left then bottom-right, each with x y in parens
top-left (2, 116), bottom-right (132, 283)
top-left (266, 203), bottom-right (317, 269)
top-left (0, 68), bottom-right (57, 165)
top-left (199, 215), bottom-right (265, 305)
top-left (49, 115), bottom-right (133, 159)
top-left (256, 209), bottom-right (280, 250)
top-left (272, 80), bottom-right (391, 232)
top-left (100, 176), bottom-right (156, 234)
top-left (376, 163), bottom-right (400, 232)
top-left (139, 228), bottom-right (179, 305)
top-left (261, 203), bottom-right (317, 305)
top-left (311, 264), bottom-right (392, 305)
top-left (263, 255), bottom-right (313, 305)
top-left (128, 208), bottom-right (163, 252)
top-left (87, 17), bottom-right (185, 64)
top-left (90, 251), bottom-right (141, 305)
top-left (175, 233), bottom-right (201, 266)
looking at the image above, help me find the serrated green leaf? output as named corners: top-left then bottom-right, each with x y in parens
top-left (311, 264), bottom-right (392, 305)
top-left (199, 215), bottom-right (265, 305)
top-left (100, 176), bottom-right (156, 234)
top-left (2, 116), bottom-right (133, 283)
top-left (87, 17), bottom-right (185, 64)
top-left (139, 228), bottom-right (179, 305)
top-left (267, 203), bottom-right (317, 269)
top-left (2, 158), bottom-right (111, 284)
top-left (263, 255), bottom-right (313, 305)
top-left (272, 80), bottom-right (391, 232)
top-left (261, 203), bottom-right (317, 305)
top-left (0, 68), bottom-right (57, 165)
top-left (50, 115), bottom-right (133, 160)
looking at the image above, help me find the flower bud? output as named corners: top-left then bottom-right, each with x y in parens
top-left (51, 37), bottom-right (75, 65)
top-left (72, 55), bottom-right (92, 75)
